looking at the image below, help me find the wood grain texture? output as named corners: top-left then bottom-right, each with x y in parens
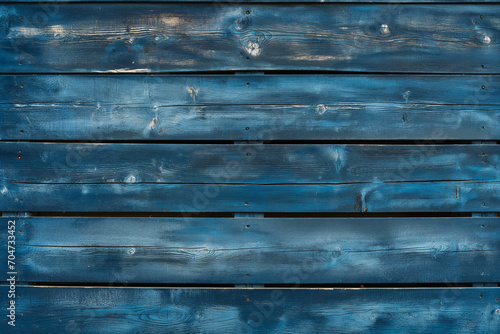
top-left (1, 286), bottom-right (499, 333)
top-left (0, 4), bottom-right (498, 73)
top-left (1, 74), bottom-right (498, 141)
top-left (1, 217), bottom-right (498, 284)
top-left (1, 143), bottom-right (498, 184)
top-left (0, 181), bottom-right (498, 212)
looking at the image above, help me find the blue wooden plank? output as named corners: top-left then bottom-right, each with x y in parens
top-left (1, 74), bottom-right (498, 140)
top-left (0, 181), bottom-right (498, 212)
top-left (1, 286), bottom-right (499, 333)
top-left (1, 217), bottom-right (498, 284)
top-left (0, 4), bottom-right (498, 73)
top-left (1, 143), bottom-right (498, 184)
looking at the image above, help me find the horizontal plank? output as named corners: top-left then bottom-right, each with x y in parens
top-left (1, 287), bottom-right (499, 333)
top-left (0, 181), bottom-right (498, 212)
top-left (2, 143), bottom-right (498, 184)
top-left (0, 4), bottom-right (498, 73)
top-left (1, 217), bottom-right (498, 284)
top-left (1, 75), bottom-right (499, 141)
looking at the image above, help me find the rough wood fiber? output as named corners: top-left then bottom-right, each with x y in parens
top-left (1, 287), bottom-right (499, 333)
top-left (0, 4), bottom-right (498, 73)
top-left (1, 75), bottom-right (498, 141)
top-left (1, 217), bottom-right (498, 284)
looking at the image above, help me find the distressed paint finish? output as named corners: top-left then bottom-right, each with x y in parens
top-left (0, 181), bottom-right (498, 212)
top-left (0, 4), bottom-right (498, 73)
top-left (0, 0), bottom-right (499, 331)
top-left (1, 286), bottom-right (499, 333)
top-left (1, 143), bottom-right (499, 184)
top-left (1, 75), bottom-right (498, 141)
top-left (1, 217), bottom-right (498, 284)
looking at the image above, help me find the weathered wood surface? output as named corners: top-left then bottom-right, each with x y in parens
top-left (1, 4), bottom-right (498, 73)
top-left (1, 286), bottom-right (499, 333)
top-left (1, 75), bottom-right (498, 141)
top-left (1, 143), bottom-right (498, 184)
top-left (1, 181), bottom-right (498, 212)
top-left (1, 217), bottom-right (498, 284)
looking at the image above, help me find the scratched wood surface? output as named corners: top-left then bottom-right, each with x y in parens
top-left (1, 181), bottom-right (498, 212)
top-left (1, 75), bottom-right (498, 141)
top-left (1, 143), bottom-right (498, 184)
top-left (1, 217), bottom-right (498, 284)
top-left (1, 0), bottom-right (499, 332)
top-left (1, 286), bottom-right (499, 334)
top-left (0, 4), bottom-right (498, 73)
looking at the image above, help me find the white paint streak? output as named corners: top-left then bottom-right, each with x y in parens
top-left (317, 104), bottom-right (328, 115)
top-left (291, 55), bottom-right (352, 61)
top-left (16, 25), bottom-right (67, 38)
top-left (380, 24), bottom-right (390, 35)
top-left (0, 187), bottom-right (7, 195)
top-left (125, 175), bottom-right (137, 183)
top-left (246, 42), bottom-right (261, 56)
top-left (403, 91), bottom-right (411, 103)
top-left (188, 87), bottom-right (198, 102)
top-left (96, 68), bottom-right (151, 73)
top-left (50, 25), bottom-right (67, 37)
top-left (159, 15), bottom-right (184, 26)
top-left (149, 116), bottom-right (159, 129)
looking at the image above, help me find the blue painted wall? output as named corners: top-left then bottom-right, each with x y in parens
top-left (0, 1), bottom-right (499, 333)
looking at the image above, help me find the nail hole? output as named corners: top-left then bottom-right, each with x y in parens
top-left (18, 150), bottom-right (21, 153)
top-left (481, 126), bottom-right (485, 130)
top-left (482, 85), bottom-right (486, 89)
top-left (20, 84), bottom-right (24, 88)
top-left (481, 225), bottom-right (485, 228)
top-left (246, 11), bottom-right (250, 15)
top-left (17, 156), bottom-right (21, 160)
top-left (482, 152), bottom-right (486, 156)
top-left (246, 297), bottom-right (251, 302)
top-left (20, 130), bottom-right (23, 134)
top-left (20, 16), bottom-right (24, 20)
top-left (246, 273), bottom-right (250, 277)
top-left (481, 65), bottom-right (485, 68)
top-left (240, 52), bottom-right (243, 56)
top-left (19, 62), bottom-right (22, 65)
top-left (244, 202), bottom-right (248, 206)
top-left (496, 298), bottom-right (499, 302)
top-left (246, 152), bottom-right (250, 156)
top-left (246, 82), bottom-right (250, 86)
top-left (245, 127), bottom-right (250, 131)
top-left (480, 295), bottom-right (483, 298)
top-left (480, 15), bottom-right (484, 19)
top-left (246, 57), bottom-right (250, 60)
top-left (18, 230), bottom-right (22, 234)
top-left (481, 202), bottom-right (486, 206)
top-left (246, 225), bottom-right (250, 229)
